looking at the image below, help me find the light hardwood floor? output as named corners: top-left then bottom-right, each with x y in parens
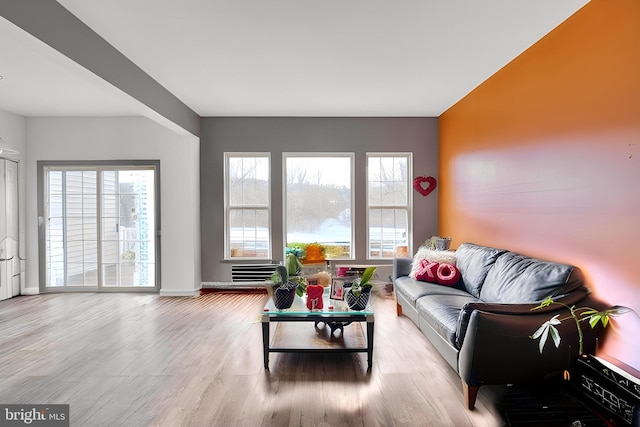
top-left (0, 289), bottom-right (508, 426)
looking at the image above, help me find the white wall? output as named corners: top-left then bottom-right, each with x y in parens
top-left (25, 116), bottom-right (201, 296)
top-left (0, 110), bottom-right (27, 294)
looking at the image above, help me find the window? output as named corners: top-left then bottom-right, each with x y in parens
top-left (284, 154), bottom-right (353, 259)
top-left (225, 154), bottom-right (271, 259)
top-left (367, 154), bottom-right (412, 259)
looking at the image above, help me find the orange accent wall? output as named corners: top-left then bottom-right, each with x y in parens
top-left (439, 0), bottom-right (640, 369)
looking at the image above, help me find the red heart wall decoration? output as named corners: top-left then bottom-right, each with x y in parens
top-left (413, 176), bottom-right (437, 196)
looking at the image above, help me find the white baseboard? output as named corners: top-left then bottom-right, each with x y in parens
top-left (22, 287), bottom-right (40, 296)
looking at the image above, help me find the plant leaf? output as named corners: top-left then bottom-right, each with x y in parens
top-left (531, 323), bottom-right (547, 340)
top-left (275, 265), bottom-right (287, 284)
top-left (580, 309), bottom-right (598, 316)
top-left (610, 305), bottom-right (632, 315)
top-left (538, 327), bottom-right (549, 353)
top-left (549, 324), bottom-right (561, 348)
top-left (531, 315), bottom-right (561, 353)
top-left (285, 253), bottom-right (302, 277)
top-left (360, 266), bottom-right (376, 286)
top-left (531, 296), bottom-right (554, 311)
top-left (588, 313), bottom-right (609, 328)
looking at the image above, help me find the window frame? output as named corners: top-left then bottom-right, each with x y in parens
top-left (366, 152), bottom-right (413, 260)
top-left (282, 152), bottom-right (355, 260)
top-left (223, 152), bottom-right (272, 260)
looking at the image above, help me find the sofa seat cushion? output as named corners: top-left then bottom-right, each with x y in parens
top-left (479, 251), bottom-right (581, 304)
top-left (396, 276), bottom-right (472, 306)
top-left (415, 294), bottom-right (480, 348)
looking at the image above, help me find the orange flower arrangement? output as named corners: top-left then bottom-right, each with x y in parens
top-left (304, 243), bottom-right (325, 263)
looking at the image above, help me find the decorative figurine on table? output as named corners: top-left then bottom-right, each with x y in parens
top-left (306, 279), bottom-right (324, 311)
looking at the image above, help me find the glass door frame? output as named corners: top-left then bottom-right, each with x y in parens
top-left (37, 160), bottom-right (161, 293)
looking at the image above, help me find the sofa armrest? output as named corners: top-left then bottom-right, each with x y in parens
top-left (457, 305), bottom-right (604, 388)
top-left (456, 287), bottom-right (593, 348)
top-left (393, 257), bottom-right (413, 279)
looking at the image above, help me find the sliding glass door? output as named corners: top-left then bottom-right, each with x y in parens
top-left (41, 163), bottom-right (158, 291)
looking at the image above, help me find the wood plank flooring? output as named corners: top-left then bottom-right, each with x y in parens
top-left (0, 290), bottom-right (508, 426)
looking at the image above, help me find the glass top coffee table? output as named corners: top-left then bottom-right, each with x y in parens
top-left (262, 288), bottom-right (374, 371)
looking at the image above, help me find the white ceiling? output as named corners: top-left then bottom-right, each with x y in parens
top-left (0, 0), bottom-right (589, 119)
top-left (0, 15), bottom-right (154, 118)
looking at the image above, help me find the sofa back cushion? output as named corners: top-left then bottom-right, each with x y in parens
top-left (455, 243), bottom-right (507, 298)
top-left (479, 251), bottom-right (583, 303)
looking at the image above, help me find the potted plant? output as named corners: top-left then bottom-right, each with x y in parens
top-left (530, 296), bottom-right (630, 354)
top-left (345, 266), bottom-right (377, 311)
top-left (269, 253), bottom-right (306, 309)
top-left (284, 252), bottom-right (307, 297)
top-left (427, 235), bottom-right (452, 251)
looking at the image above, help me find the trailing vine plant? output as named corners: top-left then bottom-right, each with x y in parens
top-left (530, 297), bottom-right (630, 354)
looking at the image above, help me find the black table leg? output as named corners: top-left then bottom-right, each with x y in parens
top-left (366, 315), bottom-right (374, 370)
top-left (262, 316), bottom-right (270, 369)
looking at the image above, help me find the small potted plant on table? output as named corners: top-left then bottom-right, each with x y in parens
top-left (345, 266), bottom-right (377, 311)
top-left (269, 253), bottom-right (306, 309)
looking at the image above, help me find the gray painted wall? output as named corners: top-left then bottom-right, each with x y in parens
top-left (200, 117), bottom-right (438, 282)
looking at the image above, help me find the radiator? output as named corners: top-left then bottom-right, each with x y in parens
top-left (231, 263), bottom-right (279, 283)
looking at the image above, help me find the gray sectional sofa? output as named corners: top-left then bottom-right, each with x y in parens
top-left (394, 242), bottom-right (602, 409)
